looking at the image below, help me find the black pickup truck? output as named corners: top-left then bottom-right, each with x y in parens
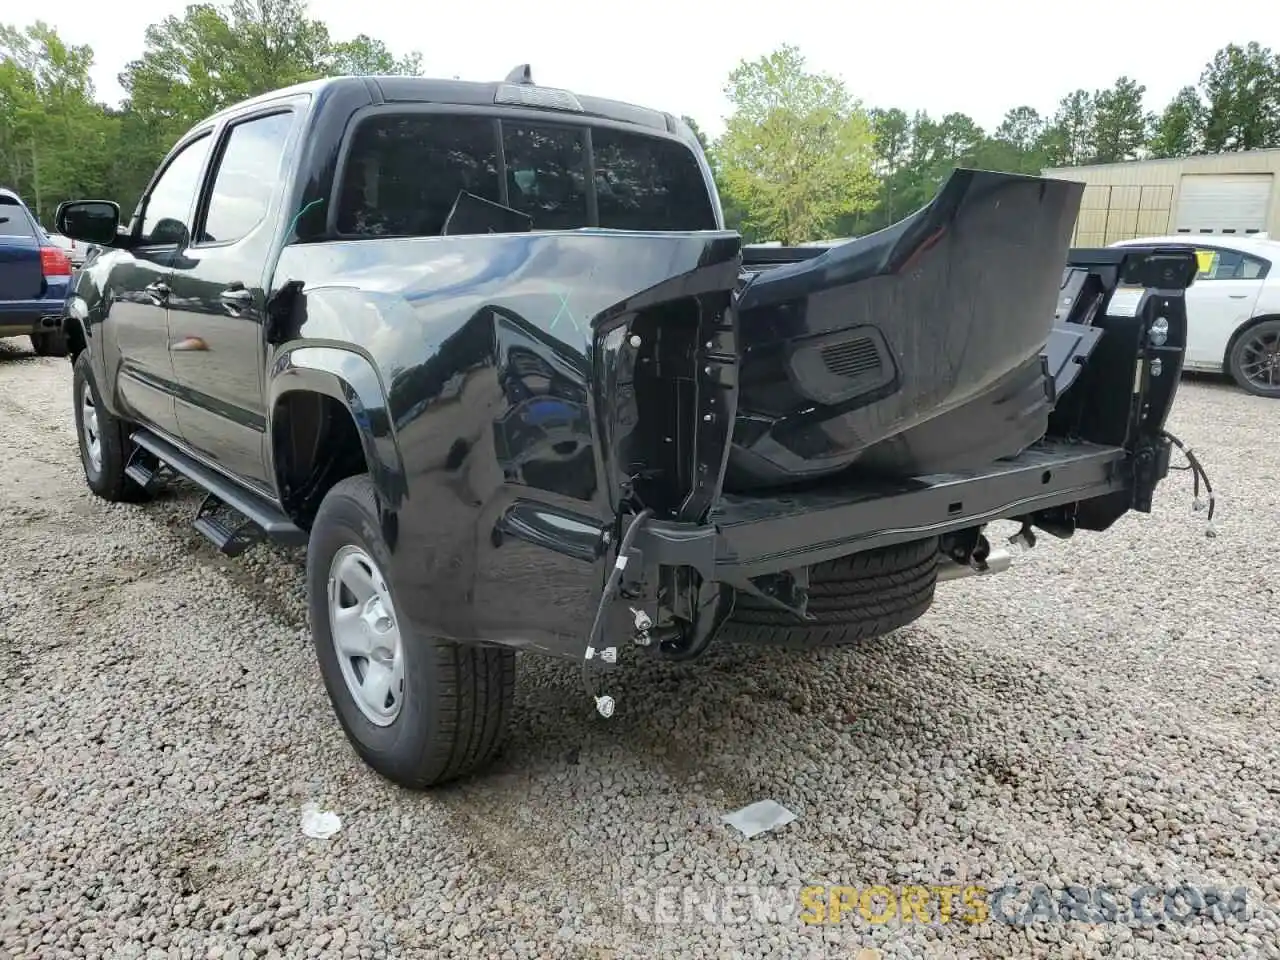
top-left (55, 69), bottom-right (1205, 788)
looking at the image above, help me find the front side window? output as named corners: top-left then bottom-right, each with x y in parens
top-left (140, 134), bottom-right (212, 246)
top-left (592, 127), bottom-right (716, 231)
top-left (336, 114), bottom-right (500, 237)
top-left (201, 112), bottom-right (295, 245)
top-left (501, 123), bottom-right (589, 230)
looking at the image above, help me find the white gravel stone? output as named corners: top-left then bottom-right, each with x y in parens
top-left (1, 337), bottom-right (1278, 958)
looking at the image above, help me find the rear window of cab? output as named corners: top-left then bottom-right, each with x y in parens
top-left (334, 112), bottom-right (716, 238)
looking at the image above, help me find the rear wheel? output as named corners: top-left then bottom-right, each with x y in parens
top-left (30, 330), bottom-right (68, 357)
top-left (72, 351), bottom-right (143, 502)
top-left (723, 537), bottom-right (939, 648)
top-left (307, 475), bottom-right (516, 788)
top-left (1227, 318), bottom-right (1280, 398)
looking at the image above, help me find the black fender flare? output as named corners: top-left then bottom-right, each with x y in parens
top-left (62, 294), bottom-right (91, 358)
top-left (266, 343), bottom-right (408, 529)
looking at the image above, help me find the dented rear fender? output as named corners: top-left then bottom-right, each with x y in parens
top-left (272, 229), bottom-right (742, 656)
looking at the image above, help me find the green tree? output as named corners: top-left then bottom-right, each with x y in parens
top-left (1041, 89), bottom-right (1095, 166)
top-left (869, 107), bottom-right (910, 174)
top-left (713, 44), bottom-right (877, 244)
top-left (1148, 86), bottom-right (1203, 158)
top-left (1198, 42), bottom-right (1280, 152)
top-left (970, 107), bottom-right (1048, 174)
top-left (0, 21), bottom-right (116, 223)
top-left (1090, 76), bottom-right (1151, 162)
top-left (119, 0), bottom-right (330, 140)
top-left (864, 107), bottom-right (910, 225)
top-left (993, 106), bottom-right (1044, 153)
top-left (681, 115), bottom-right (711, 155)
top-left (327, 34), bottom-right (422, 76)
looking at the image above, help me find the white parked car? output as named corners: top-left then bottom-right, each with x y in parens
top-left (1111, 234), bottom-right (1280, 397)
top-left (42, 229), bottom-right (91, 268)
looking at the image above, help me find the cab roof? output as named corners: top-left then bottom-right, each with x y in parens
top-left (205, 72), bottom-right (681, 136)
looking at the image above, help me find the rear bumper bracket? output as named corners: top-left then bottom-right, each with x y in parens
top-left (632, 440), bottom-right (1131, 581)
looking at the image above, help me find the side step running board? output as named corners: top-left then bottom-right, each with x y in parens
top-left (130, 429), bottom-right (308, 555)
top-left (193, 492), bottom-right (264, 557)
top-left (125, 444), bottom-right (169, 495)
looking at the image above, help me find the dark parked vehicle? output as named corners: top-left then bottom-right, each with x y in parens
top-left (54, 70), bottom-right (1207, 788)
top-left (0, 187), bottom-right (72, 355)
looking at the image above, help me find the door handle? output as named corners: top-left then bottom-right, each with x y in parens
top-left (1229, 294), bottom-right (1249, 299)
top-left (145, 281), bottom-right (169, 304)
top-left (219, 286), bottom-right (252, 304)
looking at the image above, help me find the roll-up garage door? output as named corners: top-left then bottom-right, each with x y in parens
top-left (1174, 174), bottom-right (1272, 235)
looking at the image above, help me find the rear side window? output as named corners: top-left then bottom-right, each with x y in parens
top-left (501, 123), bottom-right (589, 230)
top-left (336, 115), bottom-right (500, 236)
top-left (201, 111), bottom-right (295, 245)
top-left (592, 128), bottom-right (717, 231)
top-left (0, 197), bottom-right (36, 238)
top-left (1195, 248), bottom-right (1270, 281)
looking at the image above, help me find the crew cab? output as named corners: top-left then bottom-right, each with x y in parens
top-left (55, 70), bottom-right (1204, 788)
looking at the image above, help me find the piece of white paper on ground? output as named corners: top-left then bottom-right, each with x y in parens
top-left (720, 799), bottom-right (797, 839)
top-left (301, 801), bottom-right (342, 839)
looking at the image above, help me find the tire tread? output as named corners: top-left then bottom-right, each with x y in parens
top-left (311, 475), bottom-right (515, 789)
top-left (725, 537), bottom-right (939, 649)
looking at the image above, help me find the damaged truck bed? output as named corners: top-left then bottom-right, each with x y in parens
top-left (55, 70), bottom-right (1208, 788)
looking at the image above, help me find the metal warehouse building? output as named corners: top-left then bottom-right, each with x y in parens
top-left (1043, 148), bottom-right (1280, 247)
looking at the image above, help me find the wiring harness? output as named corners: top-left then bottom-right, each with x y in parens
top-left (580, 507), bottom-right (654, 717)
top-left (1161, 429), bottom-right (1217, 537)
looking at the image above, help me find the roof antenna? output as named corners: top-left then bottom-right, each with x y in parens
top-left (504, 64), bottom-right (533, 84)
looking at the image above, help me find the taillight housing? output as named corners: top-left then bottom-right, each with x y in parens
top-left (40, 246), bottom-right (72, 277)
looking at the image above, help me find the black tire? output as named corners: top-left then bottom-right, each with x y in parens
top-left (1227, 318), bottom-right (1280, 398)
top-left (72, 350), bottom-right (143, 502)
top-left (723, 537), bottom-right (940, 648)
top-left (30, 330), bottom-right (68, 357)
top-left (307, 475), bottom-right (516, 788)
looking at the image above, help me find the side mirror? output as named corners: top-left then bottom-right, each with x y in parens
top-left (149, 217), bottom-right (189, 247)
top-left (55, 200), bottom-right (121, 247)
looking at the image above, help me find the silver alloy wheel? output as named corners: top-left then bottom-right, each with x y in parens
top-left (80, 380), bottom-right (102, 474)
top-left (327, 545), bottom-right (405, 726)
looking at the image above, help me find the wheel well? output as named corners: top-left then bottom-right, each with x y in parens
top-left (1224, 313), bottom-right (1280, 371)
top-left (272, 391), bottom-right (368, 530)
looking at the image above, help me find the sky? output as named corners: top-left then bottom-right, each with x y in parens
top-left (15, 0), bottom-right (1264, 137)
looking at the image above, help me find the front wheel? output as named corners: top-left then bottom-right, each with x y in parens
top-left (307, 475), bottom-right (516, 788)
top-left (72, 351), bottom-right (144, 502)
top-left (1227, 319), bottom-right (1280, 398)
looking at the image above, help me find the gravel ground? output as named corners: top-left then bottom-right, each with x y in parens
top-left (2, 334), bottom-right (1278, 960)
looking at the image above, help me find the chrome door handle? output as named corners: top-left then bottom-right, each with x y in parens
top-left (1229, 294), bottom-right (1249, 299)
top-left (219, 287), bottom-right (252, 304)
top-left (145, 281), bottom-right (169, 303)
